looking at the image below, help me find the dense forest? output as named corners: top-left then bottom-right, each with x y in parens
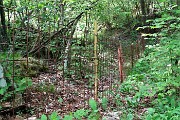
top-left (0, 0), bottom-right (180, 120)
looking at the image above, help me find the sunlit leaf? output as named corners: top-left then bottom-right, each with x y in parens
top-left (89, 99), bottom-right (97, 110)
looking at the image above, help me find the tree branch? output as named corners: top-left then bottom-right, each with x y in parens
top-left (25, 0), bottom-right (100, 56)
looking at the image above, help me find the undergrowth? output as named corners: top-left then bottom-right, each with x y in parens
top-left (37, 5), bottom-right (180, 120)
top-left (0, 52), bottom-right (32, 108)
top-left (116, 8), bottom-right (180, 120)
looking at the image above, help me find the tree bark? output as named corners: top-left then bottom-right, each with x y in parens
top-left (140, 0), bottom-right (146, 24)
top-left (177, 0), bottom-right (180, 5)
top-left (0, 0), bottom-right (7, 51)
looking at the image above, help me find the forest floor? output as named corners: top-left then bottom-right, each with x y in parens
top-left (0, 64), bottom-right (115, 119)
top-left (0, 30), bottom-right (138, 120)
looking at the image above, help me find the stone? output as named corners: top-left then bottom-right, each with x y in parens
top-left (0, 64), bottom-right (7, 87)
top-left (0, 64), bottom-right (3, 78)
top-left (25, 116), bottom-right (37, 120)
top-left (102, 111), bottom-right (121, 120)
top-left (0, 78), bottom-right (7, 87)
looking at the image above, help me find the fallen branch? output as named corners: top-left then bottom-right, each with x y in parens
top-left (24, 0), bottom-right (100, 56)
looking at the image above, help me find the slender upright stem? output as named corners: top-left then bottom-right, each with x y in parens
top-left (94, 21), bottom-right (98, 101)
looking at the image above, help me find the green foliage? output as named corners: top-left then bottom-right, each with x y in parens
top-left (101, 97), bottom-right (108, 110)
top-left (38, 112), bottom-right (61, 120)
top-left (73, 109), bottom-right (89, 119)
top-left (63, 114), bottom-right (73, 120)
top-left (89, 99), bottom-right (97, 111)
top-left (127, 113), bottom-right (134, 120)
top-left (58, 97), bottom-right (63, 103)
top-left (40, 114), bottom-right (47, 120)
top-left (0, 52), bottom-right (32, 105)
top-left (115, 7), bottom-right (180, 119)
top-left (92, 0), bottom-right (137, 30)
top-left (50, 112), bottom-right (61, 120)
top-left (38, 99), bottom-right (101, 120)
top-left (2, 0), bottom-right (179, 119)
top-left (88, 99), bottom-right (100, 120)
top-left (63, 38), bottom-right (94, 80)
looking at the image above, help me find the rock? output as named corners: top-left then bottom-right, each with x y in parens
top-left (0, 78), bottom-right (7, 87)
top-left (15, 57), bottom-right (48, 77)
top-left (25, 116), bottom-right (37, 120)
top-left (102, 111), bottom-right (121, 120)
top-left (0, 64), bottom-right (3, 78)
top-left (1, 102), bottom-right (11, 107)
top-left (0, 64), bottom-right (7, 87)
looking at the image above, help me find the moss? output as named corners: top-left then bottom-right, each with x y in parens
top-left (16, 57), bottom-right (48, 77)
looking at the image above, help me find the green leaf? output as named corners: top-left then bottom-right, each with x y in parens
top-left (146, 115), bottom-right (152, 120)
top-left (136, 27), bottom-right (143, 31)
top-left (93, 109), bottom-right (99, 113)
top-left (171, 98), bottom-right (176, 108)
top-left (41, 114), bottom-right (47, 120)
top-left (58, 97), bottom-right (63, 103)
top-left (38, 2), bottom-right (45, 9)
top-left (63, 0), bottom-right (76, 3)
top-left (89, 99), bottom-right (97, 110)
top-left (0, 88), bottom-right (6, 95)
top-left (74, 109), bottom-right (88, 119)
top-left (102, 97), bottom-right (108, 110)
top-left (127, 113), bottom-right (134, 120)
top-left (63, 114), bottom-right (73, 120)
top-left (175, 10), bottom-right (180, 14)
top-left (50, 112), bottom-right (60, 120)
top-left (158, 0), bottom-right (166, 2)
top-left (147, 108), bottom-right (155, 114)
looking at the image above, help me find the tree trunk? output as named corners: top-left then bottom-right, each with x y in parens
top-left (140, 0), bottom-right (146, 24)
top-left (0, 0), bottom-right (7, 51)
top-left (177, 0), bottom-right (180, 5)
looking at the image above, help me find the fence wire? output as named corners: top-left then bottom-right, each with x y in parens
top-left (0, 4), bottom-right (146, 119)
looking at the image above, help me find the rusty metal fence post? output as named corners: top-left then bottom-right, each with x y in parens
top-left (118, 45), bottom-right (124, 83)
top-left (0, 1), bottom-right (148, 118)
top-left (131, 43), bottom-right (134, 68)
top-left (94, 21), bottom-right (98, 101)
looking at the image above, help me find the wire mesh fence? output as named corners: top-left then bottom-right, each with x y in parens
top-left (0, 3), bottom-right (146, 119)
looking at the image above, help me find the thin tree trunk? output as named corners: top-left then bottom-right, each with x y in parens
top-left (0, 0), bottom-right (7, 51)
top-left (177, 0), bottom-right (180, 5)
top-left (140, 0), bottom-right (146, 24)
